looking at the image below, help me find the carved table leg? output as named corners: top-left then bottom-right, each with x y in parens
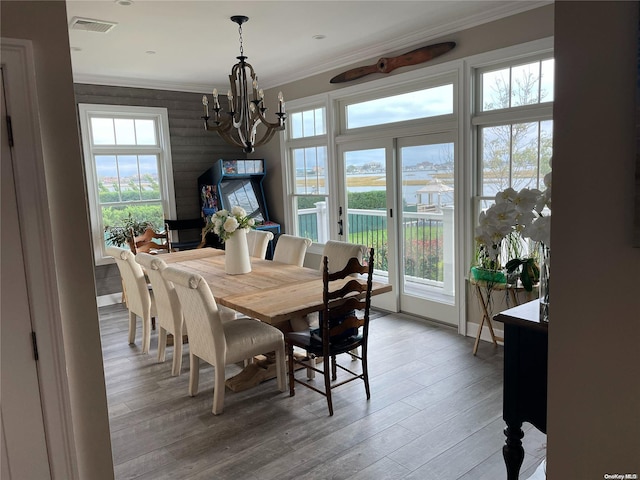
top-left (503, 423), bottom-right (525, 480)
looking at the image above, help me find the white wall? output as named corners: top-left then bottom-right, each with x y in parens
top-left (548, 1), bottom-right (640, 476)
top-left (1, 1), bottom-right (114, 478)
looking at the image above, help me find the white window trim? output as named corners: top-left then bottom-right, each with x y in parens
top-left (78, 104), bottom-right (176, 265)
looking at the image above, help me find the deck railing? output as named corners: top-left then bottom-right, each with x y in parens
top-left (298, 204), bottom-right (454, 294)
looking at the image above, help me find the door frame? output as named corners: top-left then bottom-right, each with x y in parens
top-left (1, 38), bottom-right (78, 479)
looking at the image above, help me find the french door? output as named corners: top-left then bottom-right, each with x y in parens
top-left (338, 133), bottom-right (459, 326)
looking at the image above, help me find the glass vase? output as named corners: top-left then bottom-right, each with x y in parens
top-left (539, 245), bottom-right (550, 322)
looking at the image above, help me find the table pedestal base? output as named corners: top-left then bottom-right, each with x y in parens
top-left (225, 353), bottom-right (315, 392)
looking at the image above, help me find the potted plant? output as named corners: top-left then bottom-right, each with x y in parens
top-left (104, 213), bottom-right (152, 249)
top-left (473, 186), bottom-right (543, 284)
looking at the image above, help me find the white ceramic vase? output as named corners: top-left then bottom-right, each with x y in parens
top-left (225, 228), bottom-right (251, 275)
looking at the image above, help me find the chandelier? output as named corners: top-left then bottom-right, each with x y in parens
top-left (201, 15), bottom-right (286, 153)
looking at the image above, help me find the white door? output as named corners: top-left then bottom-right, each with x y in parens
top-left (396, 134), bottom-right (458, 325)
top-left (338, 139), bottom-right (397, 312)
top-left (338, 133), bottom-right (459, 325)
top-left (0, 66), bottom-right (52, 479)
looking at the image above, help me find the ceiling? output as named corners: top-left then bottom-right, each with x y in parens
top-left (66, 1), bottom-right (549, 93)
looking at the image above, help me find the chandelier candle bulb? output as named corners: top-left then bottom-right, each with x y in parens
top-left (202, 95), bottom-right (208, 117)
top-left (278, 91), bottom-right (284, 113)
top-left (213, 89), bottom-right (219, 107)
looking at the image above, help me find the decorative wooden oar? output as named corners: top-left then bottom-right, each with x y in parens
top-left (330, 41), bottom-right (456, 84)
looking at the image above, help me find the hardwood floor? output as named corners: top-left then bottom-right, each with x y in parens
top-left (99, 303), bottom-right (546, 479)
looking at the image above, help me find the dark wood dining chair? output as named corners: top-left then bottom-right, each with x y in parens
top-left (164, 217), bottom-right (205, 251)
top-left (285, 248), bottom-right (374, 416)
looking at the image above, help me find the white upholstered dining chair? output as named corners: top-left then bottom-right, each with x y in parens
top-left (106, 246), bottom-right (156, 354)
top-left (135, 252), bottom-right (185, 375)
top-left (163, 265), bottom-right (286, 414)
top-left (272, 234), bottom-right (312, 267)
top-left (246, 229), bottom-right (274, 260)
top-left (321, 240), bottom-right (368, 274)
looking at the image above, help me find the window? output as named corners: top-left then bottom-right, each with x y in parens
top-left (285, 104), bottom-right (329, 242)
top-left (78, 104), bottom-right (175, 264)
top-left (474, 56), bottom-right (554, 209)
top-left (472, 54), bottom-right (554, 263)
top-left (343, 83), bottom-right (454, 130)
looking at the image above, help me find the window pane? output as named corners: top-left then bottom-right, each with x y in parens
top-left (95, 155), bottom-right (120, 203)
top-left (102, 203), bottom-right (165, 245)
top-left (346, 84), bottom-right (453, 129)
top-left (290, 107), bottom-right (325, 139)
top-left (401, 144), bottom-right (454, 209)
top-left (295, 196), bottom-right (328, 242)
top-left (540, 59), bottom-right (555, 102)
top-left (314, 108), bottom-right (325, 135)
top-left (293, 146), bottom-right (327, 194)
top-left (302, 111), bottom-right (315, 137)
top-left (512, 122), bottom-right (541, 190)
top-left (481, 125), bottom-right (511, 195)
top-left (91, 118), bottom-right (115, 145)
top-left (482, 68), bottom-right (510, 111)
top-left (114, 118), bottom-right (136, 145)
top-left (481, 59), bottom-right (554, 112)
top-left (511, 62), bottom-right (541, 107)
top-left (117, 155), bottom-right (141, 201)
top-left (135, 119), bottom-right (157, 145)
top-left (480, 120), bottom-right (553, 195)
top-left (291, 112), bottom-right (303, 138)
top-left (539, 120), bottom-right (553, 188)
top-left (139, 155), bottom-right (160, 200)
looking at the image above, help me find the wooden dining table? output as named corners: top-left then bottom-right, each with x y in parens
top-left (161, 247), bottom-right (392, 325)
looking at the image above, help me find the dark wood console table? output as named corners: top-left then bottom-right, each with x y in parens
top-left (494, 300), bottom-right (548, 480)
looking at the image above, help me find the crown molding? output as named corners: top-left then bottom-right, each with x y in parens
top-left (72, 1), bottom-right (552, 93)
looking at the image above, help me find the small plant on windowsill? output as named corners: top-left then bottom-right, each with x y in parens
top-left (104, 213), bottom-right (151, 248)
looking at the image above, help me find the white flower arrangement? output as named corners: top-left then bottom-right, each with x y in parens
top-left (474, 162), bottom-right (552, 289)
top-left (204, 206), bottom-right (255, 242)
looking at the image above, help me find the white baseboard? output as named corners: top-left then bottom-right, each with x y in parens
top-left (96, 293), bottom-right (122, 307)
top-left (465, 321), bottom-right (504, 346)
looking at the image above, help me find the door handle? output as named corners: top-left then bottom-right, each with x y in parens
top-left (338, 219), bottom-right (343, 236)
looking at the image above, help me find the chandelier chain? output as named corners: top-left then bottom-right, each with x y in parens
top-left (238, 24), bottom-right (244, 57)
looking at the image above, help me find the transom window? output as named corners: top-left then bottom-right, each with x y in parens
top-left (290, 107), bottom-right (326, 138)
top-left (78, 104), bottom-right (175, 264)
top-left (480, 58), bottom-right (554, 111)
top-left (344, 84), bottom-right (454, 129)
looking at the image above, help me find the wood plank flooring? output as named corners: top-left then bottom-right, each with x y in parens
top-left (98, 303), bottom-right (546, 479)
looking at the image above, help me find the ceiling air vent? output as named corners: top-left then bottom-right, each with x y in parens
top-left (69, 17), bottom-right (117, 33)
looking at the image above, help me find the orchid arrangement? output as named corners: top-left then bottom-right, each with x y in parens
top-left (204, 206), bottom-right (255, 242)
top-left (474, 162), bottom-right (552, 290)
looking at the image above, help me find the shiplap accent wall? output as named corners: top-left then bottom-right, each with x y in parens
top-left (74, 83), bottom-right (245, 296)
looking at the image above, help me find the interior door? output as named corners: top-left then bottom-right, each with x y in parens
top-left (0, 66), bottom-right (52, 479)
top-left (338, 139), bottom-right (397, 312)
top-left (397, 134), bottom-right (458, 325)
